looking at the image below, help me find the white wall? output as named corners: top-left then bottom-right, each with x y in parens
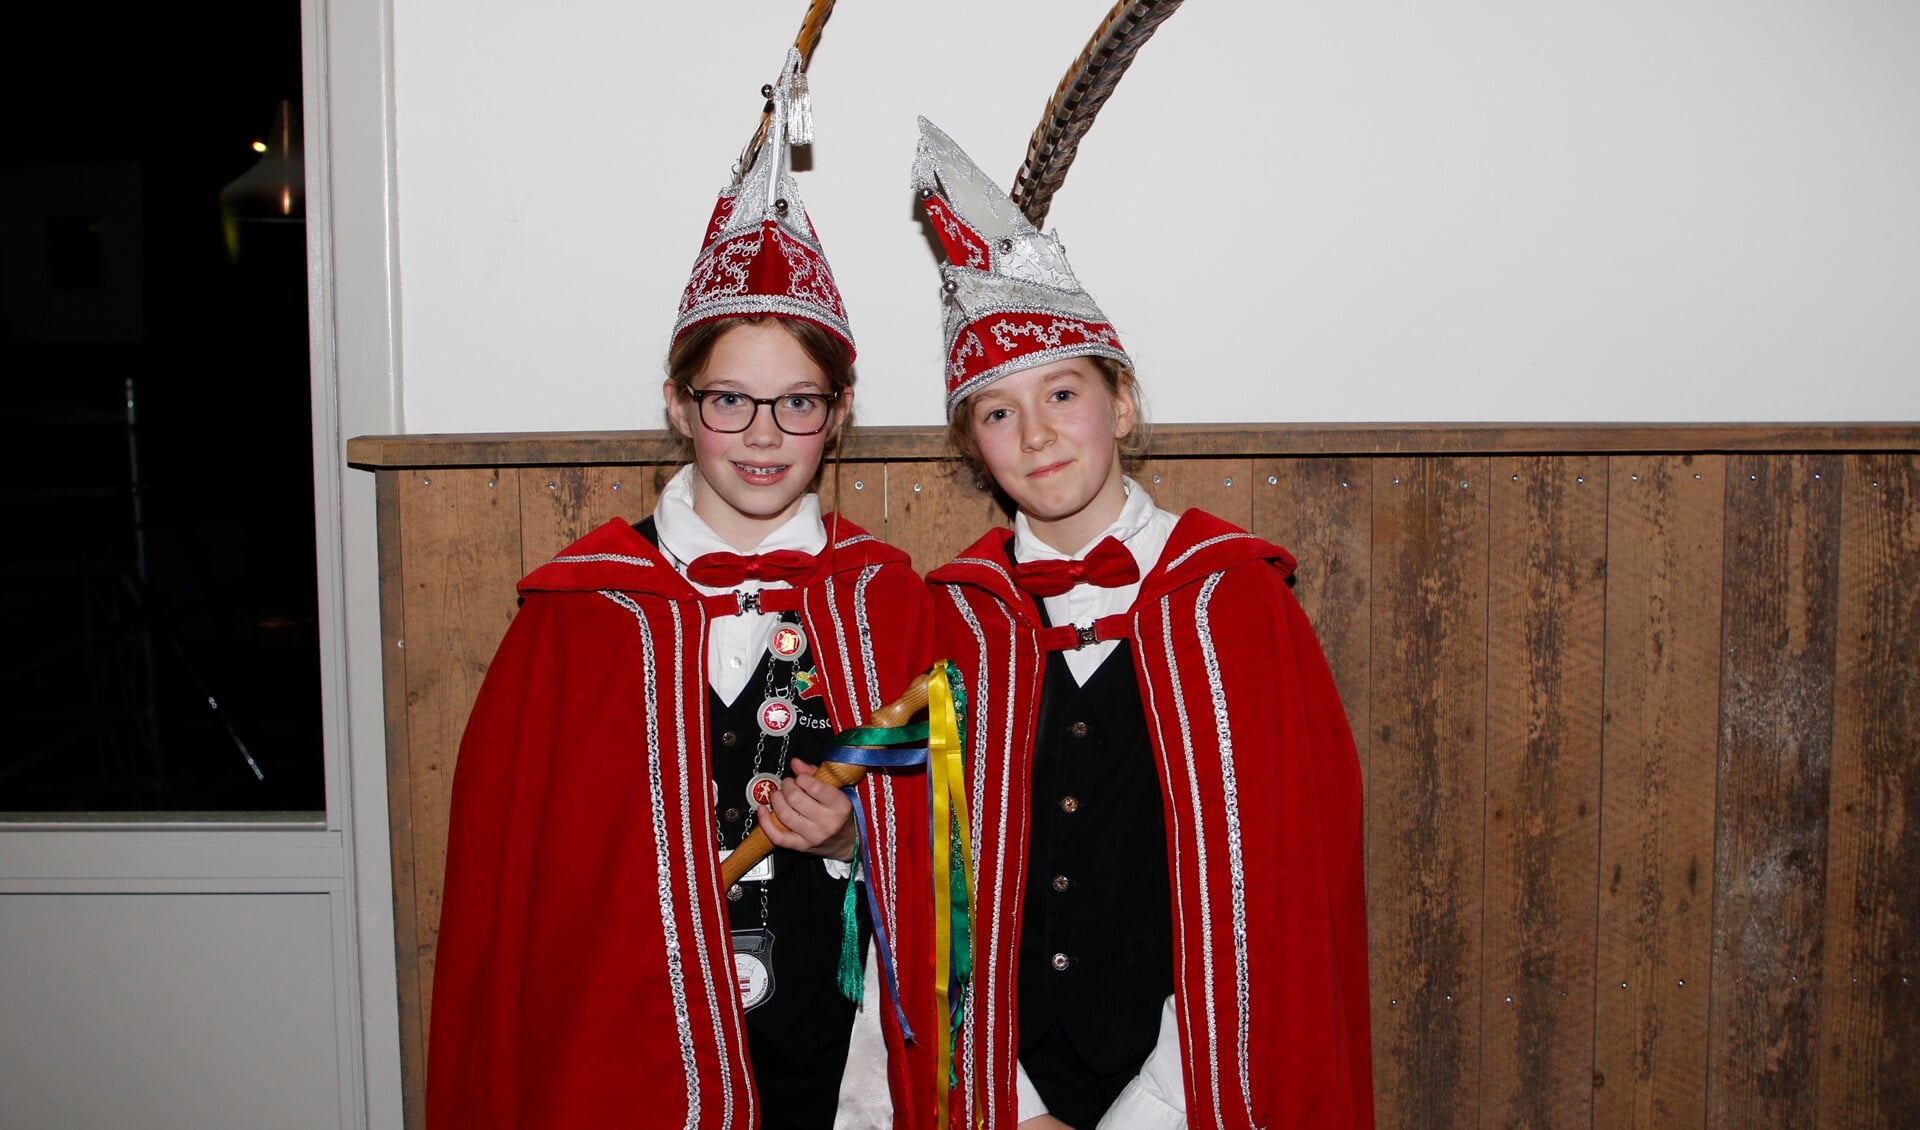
top-left (391, 1), bottom-right (1920, 430)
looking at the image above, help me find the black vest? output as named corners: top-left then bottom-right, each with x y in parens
top-left (1016, 631), bottom-right (1175, 1078)
top-left (636, 518), bottom-right (868, 1069)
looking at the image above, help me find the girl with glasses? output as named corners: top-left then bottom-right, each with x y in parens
top-left (427, 53), bottom-right (937, 1130)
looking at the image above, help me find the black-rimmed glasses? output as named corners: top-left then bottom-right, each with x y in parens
top-left (684, 388), bottom-right (840, 435)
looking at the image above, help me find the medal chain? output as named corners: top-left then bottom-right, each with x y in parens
top-left (717, 610), bottom-right (804, 934)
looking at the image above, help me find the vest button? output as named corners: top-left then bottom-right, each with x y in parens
top-left (723, 807), bottom-right (742, 823)
top-left (720, 731), bottom-right (738, 747)
top-left (1059, 795), bottom-right (1079, 814)
top-left (1050, 952), bottom-right (1071, 971)
top-left (1051, 874), bottom-right (1070, 893)
top-left (1069, 720), bottom-right (1089, 738)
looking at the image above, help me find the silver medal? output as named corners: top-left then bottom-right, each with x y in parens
top-left (769, 623), bottom-right (808, 662)
top-left (757, 695), bottom-right (798, 737)
top-left (745, 771), bottom-right (782, 810)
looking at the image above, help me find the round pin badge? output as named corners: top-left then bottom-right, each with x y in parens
top-left (769, 624), bottom-right (808, 662)
top-left (745, 771), bottom-right (782, 809)
top-left (757, 695), bottom-right (798, 737)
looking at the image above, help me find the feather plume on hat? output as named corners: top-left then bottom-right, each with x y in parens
top-left (913, 0), bottom-right (1185, 415)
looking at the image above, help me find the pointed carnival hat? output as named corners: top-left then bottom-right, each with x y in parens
top-left (673, 48), bottom-right (855, 359)
top-left (912, 117), bottom-right (1130, 416)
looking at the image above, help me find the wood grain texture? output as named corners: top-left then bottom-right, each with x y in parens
top-left (1818, 454), bottom-right (1920, 1128)
top-left (1481, 456), bottom-right (1608, 1129)
top-left (1253, 457), bottom-right (1372, 775)
top-left (888, 463), bottom-right (1008, 574)
top-left (354, 432), bottom-right (1920, 1127)
top-left (1368, 456), bottom-right (1490, 1129)
top-left (1595, 454), bottom-right (1724, 1128)
top-left (516, 466), bottom-right (656, 575)
top-left (1709, 454), bottom-right (1844, 1126)
top-left (347, 423), bottom-right (1920, 469)
top-left (820, 460), bottom-right (887, 539)
top-left (1137, 456), bottom-right (1253, 529)
top-left (374, 470), bottom-right (427, 1130)
top-left (396, 467), bottom-right (524, 1049)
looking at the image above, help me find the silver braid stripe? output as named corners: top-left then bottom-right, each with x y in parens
top-left (553, 552), bottom-right (657, 567)
top-left (600, 590), bottom-right (700, 1125)
top-left (821, 577), bottom-right (857, 727)
top-left (682, 601), bottom-right (745, 1127)
top-left (1195, 572), bottom-right (1254, 1120)
top-left (947, 584), bottom-right (995, 1125)
top-left (1157, 591), bottom-right (1225, 1129)
top-left (1164, 531), bottom-right (1255, 572)
top-left (849, 565), bottom-right (896, 941)
top-left (1133, 604), bottom-right (1203, 1110)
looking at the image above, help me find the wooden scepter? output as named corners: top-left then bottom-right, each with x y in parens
top-left (719, 671), bottom-right (932, 888)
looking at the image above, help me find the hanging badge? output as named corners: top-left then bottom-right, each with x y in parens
top-left (731, 929), bottom-right (776, 1011)
top-left (757, 695), bottom-right (798, 737)
top-left (769, 624), bottom-right (808, 662)
top-left (745, 772), bottom-right (783, 810)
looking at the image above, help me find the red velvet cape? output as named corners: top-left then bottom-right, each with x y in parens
top-left (927, 511), bottom-right (1374, 1129)
top-left (427, 517), bottom-right (938, 1129)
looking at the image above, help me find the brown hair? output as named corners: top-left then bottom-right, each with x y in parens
top-left (662, 316), bottom-right (858, 467)
top-left (946, 355), bottom-right (1149, 492)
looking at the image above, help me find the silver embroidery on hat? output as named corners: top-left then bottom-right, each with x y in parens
top-left (674, 48), bottom-right (853, 350)
top-left (911, 118), bottom-right (1130, 415)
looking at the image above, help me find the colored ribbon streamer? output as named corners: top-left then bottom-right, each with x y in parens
top-left (826, 725), bottom-right (934, 1036)
top-left (843, 790), bottom-right (914, 1038)
top-left (822, 670), bottom-right (976, 1129)
top-left (926, 660), bottom-right (978, 1130)
top-left (838, 822), bottom-right (864, 1003)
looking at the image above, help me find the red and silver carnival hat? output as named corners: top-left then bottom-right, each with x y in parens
top-left (911, 117), bottom-right (1129, 415)
top-left (673, 49), bottom-right (855, 359)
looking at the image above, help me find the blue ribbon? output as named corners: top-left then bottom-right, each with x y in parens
top-left (845, 788), bottom-right (915, 1041)
top-left (827, 743), bottom-right (930, 769)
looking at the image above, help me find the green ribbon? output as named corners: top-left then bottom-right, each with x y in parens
top-left (834, 720), bottom-right (930, 748)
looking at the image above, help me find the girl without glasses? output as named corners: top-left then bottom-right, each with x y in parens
top-left (915, 118), bottom-right (1375, 1130)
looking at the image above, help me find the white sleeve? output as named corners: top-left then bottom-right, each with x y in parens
top-left (1096, 996), bottom-right (1185, 1130)
top-left (1015, 1059), bottom-right (1049, 1121)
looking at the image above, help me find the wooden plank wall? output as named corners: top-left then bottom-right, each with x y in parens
top-left (364, 441), bottom-right (1920, 1129)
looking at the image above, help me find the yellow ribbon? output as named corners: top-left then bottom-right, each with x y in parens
top-left (928, 663), bottom-right (957, 1130)
top-left (926, 662), bottom-right (980, 1129)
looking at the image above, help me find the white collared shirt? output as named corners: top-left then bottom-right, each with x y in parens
top-left (652, 465), bottom-right (826, 704)
top-left (1012, 477), bottom-right (1177, 685)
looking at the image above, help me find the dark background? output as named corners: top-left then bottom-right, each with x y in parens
top-left (0, 4), bottom-right (323, 813)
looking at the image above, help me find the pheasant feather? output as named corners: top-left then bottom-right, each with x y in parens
top-left (1009, 0), bottom-right (1186, 227)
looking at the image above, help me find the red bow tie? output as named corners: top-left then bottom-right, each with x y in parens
top-left (686, 548), bottom-right (816, 588)
top-left (1011, 536), bottom-right (1140, 598)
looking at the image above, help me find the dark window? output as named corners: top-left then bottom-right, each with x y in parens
top-left (0, 4), bottom-right (323, 815)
